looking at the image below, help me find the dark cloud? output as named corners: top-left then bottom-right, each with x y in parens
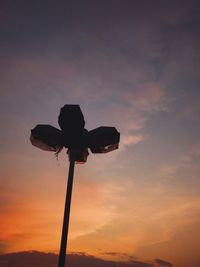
top-left (0, 251), bottom-right (172, 267)
top-left (155, 259), bottom-right (173, 267)
top-left (102, 251), bottom-right (132, 258)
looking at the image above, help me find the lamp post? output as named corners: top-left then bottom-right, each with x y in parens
top-left (30, 104), bottom-right (120, 267)
top-left (58, 158), bottom-right (75, 267)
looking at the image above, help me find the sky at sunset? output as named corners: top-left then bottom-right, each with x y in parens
top-left (1, 1), bottom-right (200, 267)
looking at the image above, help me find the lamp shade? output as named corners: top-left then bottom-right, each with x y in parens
top-left (88, 126), bottom-right (120, 153)
top-left (30, 124), bottom-right (63, 152)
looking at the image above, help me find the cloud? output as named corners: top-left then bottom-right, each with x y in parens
top-left (67, 174), bottom-right (200, 264)
top-left (157, 142), bottom-right (200, 195)
top-left (130, 84), bottom-right (169, 113)
top-left (69, 179), bottom-right (121, 238)
top-left (137, 220), bottom-right (200, 267)
top-left (121, 134), bottom-right (144, 146)
top-left (154, 259), bottom-right (173, 267)
top-left (102, 251), bottom-right (133, 258)
top-left (0, 251), bottom-right (172, 267)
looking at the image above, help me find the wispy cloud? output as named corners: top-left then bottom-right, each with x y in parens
top-left (122, 134), bottom-right (144, 146)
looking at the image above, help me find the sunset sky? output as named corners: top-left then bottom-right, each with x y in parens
top-left (1, 1), bottom-right (200, 267)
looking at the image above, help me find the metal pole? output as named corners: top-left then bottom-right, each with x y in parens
top-left (58, 159), bottom-right (75, 267)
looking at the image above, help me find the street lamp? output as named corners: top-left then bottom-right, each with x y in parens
top-left (30, 104), bottom-right (120, 267)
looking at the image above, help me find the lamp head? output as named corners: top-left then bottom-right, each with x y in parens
top-left (30, 105), bottom-right (120, 163)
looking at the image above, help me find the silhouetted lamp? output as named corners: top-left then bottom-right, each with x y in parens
top-left (30, 104), bottom-right (120, 267)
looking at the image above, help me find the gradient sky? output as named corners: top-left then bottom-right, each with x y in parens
top-left (1, 1), bottom-right (200, 267)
